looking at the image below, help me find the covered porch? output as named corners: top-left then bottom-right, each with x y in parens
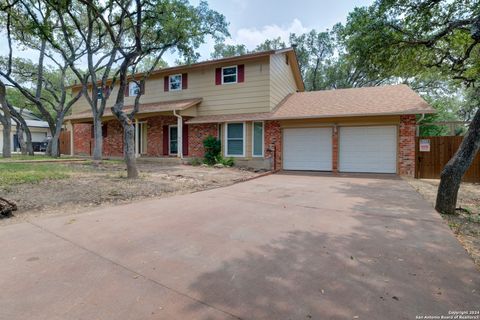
top-left (64, 98), bottom-right (203, 159)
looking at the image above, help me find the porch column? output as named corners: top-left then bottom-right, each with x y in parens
top-left (177, 115), bottom-right (183, 158)
top-left (135, 118), bottom-right (139, 158)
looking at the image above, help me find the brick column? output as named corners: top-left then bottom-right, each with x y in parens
top-left (265, 121), bottom-right (282, 171)
top-left (332, 125), bottom-right (339, 174)
top-left (399, 115), bottom-right (416, 177)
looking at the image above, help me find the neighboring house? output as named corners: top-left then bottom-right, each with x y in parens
top-left (0, 107), bottom-right (51, 153)
top-left (65, 48), bottom-right (435, 176)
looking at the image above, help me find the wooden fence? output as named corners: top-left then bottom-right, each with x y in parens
top-left (415, 136), bottom-right (480, 183)
top-left (59, 130), bottom-right (71, 155)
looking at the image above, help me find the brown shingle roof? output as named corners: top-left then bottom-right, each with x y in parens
top-left (186, 85), bottom-right (435, 124)
top-left (65, 98), bottom-right (202, 121)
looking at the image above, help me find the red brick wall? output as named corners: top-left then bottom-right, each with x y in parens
top-left (188, 123), bottom-right (218, 158)
top-left (332, 126), bottom-right (339, 173)
top-left (103, 120), bottom-right (123, 157)
top-left (145, 116), bottom-right (177, 156)
top-left (73, 123), bottom-right (92, 156)
top-left (264, 121), bottom-right (281, 171)
top-left (399, 115), bottom-right (416, 176)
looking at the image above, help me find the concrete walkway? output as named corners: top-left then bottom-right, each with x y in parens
top-left (1, 173), bottom-right (478, 319)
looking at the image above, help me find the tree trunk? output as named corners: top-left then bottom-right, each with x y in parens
top-left (25, 127), bottom-right (34, 156)
top-left (92, 115), bottom-right (103, 161)
top-left (50, 116), bottom-right (65, 158)
top-left (124, 121), bottom-right (138, 179)
top-left (435, 107), bottom-right (480, 214)
top-left (14, 119), bottom-right (26, 155)
top-left (2, 122), bottom-right (11, 158)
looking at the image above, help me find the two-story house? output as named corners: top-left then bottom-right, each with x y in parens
top-left (65, 48), bottom-right (435, 176)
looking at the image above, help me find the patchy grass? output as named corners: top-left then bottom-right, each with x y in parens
top-left (0, 163), bottom-right (71, 186)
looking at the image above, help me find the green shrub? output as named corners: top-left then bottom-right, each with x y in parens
top-left (215, 155), bottom-right (234, 167)
top-left (203, 136), bottom-right (221, 165)
top-left (189, 157), bottom-right (203, 166)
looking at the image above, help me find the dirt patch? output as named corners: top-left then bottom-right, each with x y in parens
top-left (404, 177), bottom-right (480, 267)
top-left (0, 161), bottom-right (261, 226)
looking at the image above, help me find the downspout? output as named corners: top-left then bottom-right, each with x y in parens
top-left (173, 109), bottom-right (183, 159)
top-left (416, 113), bottom-right (425, 137)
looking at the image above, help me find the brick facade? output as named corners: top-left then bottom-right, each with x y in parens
top-left (73, 123), bottom-right (92, 156)
top-left (188, 123), bottom-right (218, 158)
top-left (264, 121), bottom-right (282, 171)
top-left (332, 126), bottom-right (339, 173)
top-left (145, 116), bottom-right (177, 157)
top-left (398, 115), bottom-right (416, 177)
top-left (103, 120), bottom-right (124, 157)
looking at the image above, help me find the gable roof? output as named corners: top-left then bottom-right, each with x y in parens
top-left (186, 84), bottom-right (435, 124)
top-left (68, 48), bottom-right (305, 92)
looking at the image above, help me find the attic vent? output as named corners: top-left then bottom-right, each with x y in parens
top-left (285, 55), bottom-right (289, 65)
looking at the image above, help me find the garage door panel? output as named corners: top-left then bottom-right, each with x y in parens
top-left (339, 126), bottom-right (397, 173)
top-left (284, 128), bottom-right (332, 171)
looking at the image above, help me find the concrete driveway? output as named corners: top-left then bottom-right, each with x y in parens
top-left (1, 173), bottom-right (479, 320)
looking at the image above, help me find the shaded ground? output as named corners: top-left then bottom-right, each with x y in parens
top-left (405, 177), bottom-right (480, 268)
top-left (0, 161), bottom-right (259, 226)
top-left (0, 173), bottom-right (478, 320)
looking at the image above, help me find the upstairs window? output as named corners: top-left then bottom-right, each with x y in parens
top-left (169, 74), bottom-right (182, 91)
top-left (222, 66), bottom-right (237, 84)
top-left (129, 82), bottom-right (140, 96)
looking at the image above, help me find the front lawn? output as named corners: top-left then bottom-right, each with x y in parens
top-left (0, 163), bottom-right (71, 186)
top-left (0, 161), bottom-right (259, 225)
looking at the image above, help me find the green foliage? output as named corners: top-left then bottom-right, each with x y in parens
top-left (254, 37), bottom-right (286, 52)
top-left (189, 157), bottom-right (203, 166)
top-left (211, 43), bottom-right (247, 59)
top-left (203, 135), bottom-right (221, 165)
top-left (215, 155), bottom-right (234, 167)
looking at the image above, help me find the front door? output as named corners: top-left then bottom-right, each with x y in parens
top-left (169, 126), bottom-right (178, 155)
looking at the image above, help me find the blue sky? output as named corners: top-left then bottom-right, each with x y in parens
top-left (0, 0), bottom-right (373, 67)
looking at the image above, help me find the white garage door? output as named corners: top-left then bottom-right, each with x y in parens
top-left (339, 126), bottom-right (397, 173)
top-left (31, 132), bottom-right (47, 142)
top-left (283, 128), bottom-right (332, 171)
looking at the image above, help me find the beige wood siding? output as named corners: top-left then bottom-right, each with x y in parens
top-left (269, 53), bottom-right (298, 110)
top-left (279, 115), bottom-right (401, 128)
top-left (71, 57), bottom-right (270, 116)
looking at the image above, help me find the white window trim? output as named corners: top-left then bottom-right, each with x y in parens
top-left (221, 65), bottom-right (238, 85)
top-left (225, 122), bottom-right (245, 157)
top-left (169, 74), bottom-right (182, 91)
top-left (168, 125), bottom-right (178, 155)
top-left (129, 82), bottom-right (140, 96)
top-left (252, 121), bottom-right (264, 158)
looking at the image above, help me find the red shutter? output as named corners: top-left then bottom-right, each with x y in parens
top-left (215, 68), bottom-right (222, 85)
top-left (182, 123), bottom-right (188, 156)
top-left (124, 83), bottom-right (129, 97)
top-left (182, 73), bottom-right (188, 90)
top-left (164, 76), bottom-right (169, 92)
top-left (238, 64), bottom-right (245, 83)
top-left (162, 125), bottom-right (169, 155)
top-left (140, 80), bottom-right (145, 94)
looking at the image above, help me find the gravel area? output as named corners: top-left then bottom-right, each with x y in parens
top-left (0, 161), bottom-right (261, 226)
top-left (404, 177), bottom-right (480, 268)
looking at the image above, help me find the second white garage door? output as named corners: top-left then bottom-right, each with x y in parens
top-left (283, 128), bottom-right (332, 171)
top-left (339, 126), bottom-right (397, 173)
